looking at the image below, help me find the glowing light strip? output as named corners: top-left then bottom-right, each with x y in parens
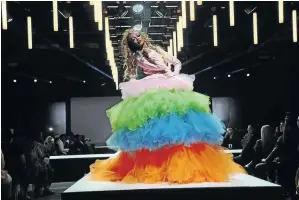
top-left (229, 1), bottom-right (235, 26)
top-left (98, 1), bottom-right (103, 31)
top-left (27, 16), bottom-right (32, 49)
top-left (177, 21), bottom-right (181, 51)
top-left (69, 16), bottom-right (74, 48)
top-left (253, 12), bottom-right (258, 45)
top-left (53, 0), bottom-right (58, 31)
top-left (181, 1), bottom-right (187, 28)
top-left (178, 16), bottom-right (184, 51)
top-left (105, 17), bottom-right (118, 89)
top-left (190, 1), bottom-right (195, 22)
top-left (2, 1), bottom-right (7, 30)
top-left (94, 1), bottom-right (99, 22)
top-left (169, 39), bottom-right (173, 56)
top-left (173, 31), bottom-right (177, 58)
top-left (213, 15), bottom-right (218, 47)
top-left (293, 10), bottom-right (297, 43)
top-left (278, 0), bottom-right (284, 24)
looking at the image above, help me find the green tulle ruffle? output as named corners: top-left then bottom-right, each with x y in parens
top-left (107, 89), bottom-right (211, 132)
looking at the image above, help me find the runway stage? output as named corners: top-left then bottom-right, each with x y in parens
top-left (62, 173), bottom-right (283, 200)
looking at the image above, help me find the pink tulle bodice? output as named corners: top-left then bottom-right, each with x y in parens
top-left (120, 48), bottom-right (195, 99)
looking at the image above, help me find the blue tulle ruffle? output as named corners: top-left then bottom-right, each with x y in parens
top-left (106, 110), bottom-right (225, 151)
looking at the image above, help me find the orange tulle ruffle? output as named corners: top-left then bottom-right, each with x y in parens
top-left (90, 143), bottom-right (246, 184)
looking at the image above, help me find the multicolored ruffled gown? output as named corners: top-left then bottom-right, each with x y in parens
top-left (90, 49), bottom-right (245, 184)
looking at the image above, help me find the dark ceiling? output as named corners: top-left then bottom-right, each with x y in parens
top-left (1, 1), bottom-right (299, 99)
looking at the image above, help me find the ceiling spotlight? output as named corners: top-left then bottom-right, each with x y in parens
top-left (247, 73), bottom-right (250, 77)
top-left (49, 81), bottom-right (52, 83)
top-left (133, 4), bottom-right (144, 14)
top-left (13, 79), bottom-right (17, 83)
top-left (34, 79), bottom-right (37, 82)
top-left (48, 127), bottom-right (53, 132)
top-left (213, 77), bottom-right (216, 80)
top-left (83, 80), bottom-right (86, 83)
top-left (7, 12), bottom-right (13, 23)
top-left (244, 6), bottom-right (257, 15)
top-left (228, 74), bottom-right (231, 78)
top-left (133, 24), bottom-right (142, 31)
top-left (118, 4), bottom-right (128, 17)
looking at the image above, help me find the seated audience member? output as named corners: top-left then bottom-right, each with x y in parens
top-left (44, 136), bottom-right (57, 156)
top-left (83, 138), bottom-right (94, 154)
top-left (263, 114), bottom-right (299, 197)
top-left (72, 134), bottom-right (85, 154)
top-left (222, 128), bottom-right (242, 149)
top-left (56, 134), bottom-right (68, 155)
top-left (26, 132), bottom-right (54, 197)
top-left (245, 125), bottom-right (276, 180)
top-left (274, 126), bottom-right (283, 139)
top-left (1, 150), bottom-right (12, 200)
top-left (43, 136), bottom-right (55, 189)
top-left (234, 124), bottom-right (260, 165)
top-left (5, 134), bottom-right (29, 200)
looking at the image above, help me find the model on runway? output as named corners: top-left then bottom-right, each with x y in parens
top-left (90, 29), bottom-right (246, 184)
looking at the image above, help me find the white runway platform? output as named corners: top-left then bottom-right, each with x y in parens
top-left (62, 173), bottom-right (283, 200)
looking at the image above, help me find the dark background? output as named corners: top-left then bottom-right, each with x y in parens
top-left (1, 1), bottom-right (299, 135)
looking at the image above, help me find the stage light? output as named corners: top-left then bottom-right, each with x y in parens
top-left (13, 79), bottom-right (17, 83)
top-left (49, 81), bottom-right (52, 84)
top-left (34, 79), bottom-right (37, 82)
top-left (213, 15), bottom-right (218, 47)
top-left (53, 0), bottom-right (58, 31)
top-left (48, 127), bottom-right (53, 132)
top-left (83, 80), bottom-right (86, 83)
top-left (253, 12), bottom-right (258, 45)
top-left (229, 1), bottom-right (235, 26)
top-left (247, 73), bottom-right (250, 77)
top-left (2, 1), bottom-right (7, 30)
top-left (228, 74), bottom-right (231, 78)
top-left (197, 1), bottom-right (202, 6)
top-left (213, 77), bottom-right (216, 80)
top-left (169, 39), bottom-right (173, 56)
top-left (177, 17), bottom-right (183, 52)
top-left (181, 1), bottom-right (187, 28)
top-left (292, 10), bottom-right (297, 43)
top-left (27, 16), bottom-right (32, 49)
top-left (278, 0), bottom-right (284, 24)
top-left (69, 16), bottom-right (74, 48)
top-left (133, 24), bottom-right (142, 31)
top-left (133, 4), bottom-right (144, 14)
top-left (97, 1), bottom-right (103, 31)
top-left (173, 31), bottom-right (177, 58)
top-left (190, 1), bottom-right (195, 22)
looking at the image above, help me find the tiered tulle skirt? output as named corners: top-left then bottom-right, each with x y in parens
top-left (90, 74), bottom-right (246, 183)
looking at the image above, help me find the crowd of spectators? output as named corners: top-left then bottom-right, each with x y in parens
top-left (1, 129), bottom-right (94, 200)
top-left (222, 113), bottom-right (299, 199)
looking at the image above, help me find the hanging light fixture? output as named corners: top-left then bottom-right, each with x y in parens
top-left (253, 12), bottom-right (258, 45)
top-left (213, 15), bottom-right (218, 47)
top-left (27, 16), bottom-right (32, 49)
top-left (69, 16), bottom-right (74, 48)
top-left (229, 1), bottom-right (235, 26)
top-left (53, 0), bottom-right (58, 31)
top-left (2, 1), bottom-right (7, 30)
top-left (278, 0), bottom-right (284, 24)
